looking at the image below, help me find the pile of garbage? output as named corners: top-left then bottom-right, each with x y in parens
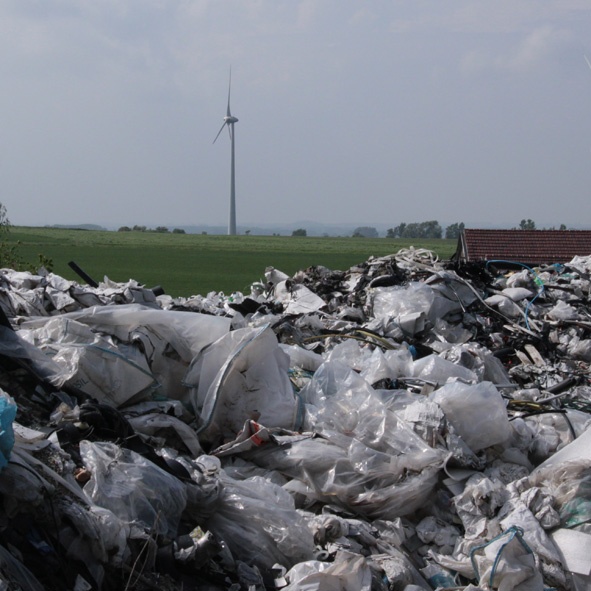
top-left (0, 247), bottom-right (590, 590)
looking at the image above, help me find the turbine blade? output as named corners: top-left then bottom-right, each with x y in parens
top-left (226, 67), bottom-right (232, 116)
top-left (585, 54), bottom-right (591, 72)
top-left (213, 122), bottom-right (226, 144)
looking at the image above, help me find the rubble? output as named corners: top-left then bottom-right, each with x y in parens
top-left (0, 247), bottom-right (590, 589)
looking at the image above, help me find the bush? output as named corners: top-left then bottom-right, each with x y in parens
top-left (0, 202), bottom-right (53, 271)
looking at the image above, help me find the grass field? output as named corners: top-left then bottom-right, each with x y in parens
top-left (7, 226), bottom-right (457, 298)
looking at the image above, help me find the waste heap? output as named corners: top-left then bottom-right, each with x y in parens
top-left (0, 247), bottom-right (590, 590)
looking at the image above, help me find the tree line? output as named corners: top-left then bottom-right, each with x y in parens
top-left (350, 219), bottom-right (568, 239)
top-left (118, 225), bottom-right (186, 234)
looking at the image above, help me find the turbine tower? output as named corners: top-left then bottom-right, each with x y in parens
top-left (213, 69), bottom-right (239, 236)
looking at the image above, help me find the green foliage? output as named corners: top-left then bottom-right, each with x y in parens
top-left (519, 219), bottom-right (536, 230)
top-left (154, 226), bottom-right (169, 233)
top-left (118, 226), bottom-right (132, 232)
top-left (291, 228), bottom-right (307, 237)
top-left (445, 222), bottom-right (465, 239)
top-left (172, 228), bottom-right (186, 234)
top-left (132, 225), bottom-right (147, 232)
top-left (388, 220), bottom-right (442, 239)
top-left (352, 226), bottom-right (379, 238)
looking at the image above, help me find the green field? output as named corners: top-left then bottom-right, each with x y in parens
top-left (7, 227), bottom-right (457, 298)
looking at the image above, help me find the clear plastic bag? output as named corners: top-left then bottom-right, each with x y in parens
top-left (204, 473), bottom-right (315, 570)
top-left (79, 440), bottom-right (187, 538)
top-left (412, 354), bottom-right (478, 385)
top-left (301, 361), bottom-right (444, 467)
top-left (370, 283), bottom-right (435, 325)
top-left (221, 428), bottom-right (442, 520)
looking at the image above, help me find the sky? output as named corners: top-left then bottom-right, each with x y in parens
top-left (1, 0), bottom-right (591, 232)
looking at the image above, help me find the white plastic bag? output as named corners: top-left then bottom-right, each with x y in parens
top-left (186, 325), bottom-right (298, 444)
top-left (282, 550), bottom-right (372, 591)
top-left (430, 381), bottom-right (511, 452)
top-left (204, 473), bottom-right (315, 570)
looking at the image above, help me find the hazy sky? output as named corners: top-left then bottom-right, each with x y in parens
top-left (1, 1), bottom-right (591, 231)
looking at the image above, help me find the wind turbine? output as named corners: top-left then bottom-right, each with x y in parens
top-left (213, 69), bottom-right (239, 236)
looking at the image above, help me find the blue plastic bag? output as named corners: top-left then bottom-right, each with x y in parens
top-left (0, 391), bottom-right (17, 470)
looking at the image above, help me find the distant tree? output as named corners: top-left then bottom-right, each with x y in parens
top-left (409, 221), bottom-right (439, 238)
top-left (391, 223), bottom-right (407, 238)
top-left (352, 226), bottom-right (379, 238)
top-left (155, 226), bottom-right (169, 233)
top-left (132, 225), bottom-right (147, 232)
top-left (172, 228), bottom-right (186, 234)
top-left (244, 229), bottom-right (251, 235)
top-left (559, 224), bottom-right (567, 231)
top-left (519, 219), bottom-right (536, 230)
top-left (201, 231), bottom-right (208, 235)
top-left (422, 220), bottom-right (443, 238)
top-left (445, 222), bottom-right (465, 239)
top-left (388, 220), bottom-right (442, 239)
top-left (292, 228), bottom-right (307, 236)
top-left (118, 226), bottom-right (131, 232)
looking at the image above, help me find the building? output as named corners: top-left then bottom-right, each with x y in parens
top-left (452, 229), bottom-right (591, 266)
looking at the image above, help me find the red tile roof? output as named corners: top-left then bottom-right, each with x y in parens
top-left (454, 229), bottom-right (591, 265)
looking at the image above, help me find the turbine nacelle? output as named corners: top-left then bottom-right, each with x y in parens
top-left (224, 115), bottom-right (239, 124)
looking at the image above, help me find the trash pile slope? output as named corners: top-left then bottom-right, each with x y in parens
top-left (0, 248), bottom-right (590, 590)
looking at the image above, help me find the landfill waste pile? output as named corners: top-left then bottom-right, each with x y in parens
top-left (0, 247), bottom-right (590, 590)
